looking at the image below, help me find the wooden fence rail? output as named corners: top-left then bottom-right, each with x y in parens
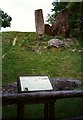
top-left (1, 90), bottom-right (83, 120)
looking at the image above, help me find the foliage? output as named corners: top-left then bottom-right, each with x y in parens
top-left (67, 2), bottom-right (82, 30)
top-left (46, 2), bottom-right (68, 24)
top-left (46, 1), bottom-right (83, 31)
top-left (1, 10), bottom-right (12, 28)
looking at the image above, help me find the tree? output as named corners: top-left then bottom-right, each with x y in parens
top-left (67, 2), bottom-right (82, 30)
top-left (0, 9), bottom-right (12, 28)
top-left (46, 1), bottom-right (83, 31)
top-left (46, 2), bottom-right (68, 25)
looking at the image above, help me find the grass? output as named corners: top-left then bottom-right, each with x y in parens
top-left (2, 32), bottom-right (83, 85)
top-left (2, 31), bottom-right (83, 119)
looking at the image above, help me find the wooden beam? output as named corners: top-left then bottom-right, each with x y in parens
top-left (1, 90), bottom-right (83, 106)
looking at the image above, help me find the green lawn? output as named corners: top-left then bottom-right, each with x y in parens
top-left (2, 32), bottom-right (82, 85)
top-left (2, 31), bottom-right (83, 119)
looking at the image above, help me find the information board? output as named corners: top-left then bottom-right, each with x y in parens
top-left (19, 76), bottom-right (53, 92)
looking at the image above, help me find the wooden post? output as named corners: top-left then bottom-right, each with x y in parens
top-left (44, 102), bottom-right (55, 120)
top-left (44, 103), bottom-right (50, 120)
top-left (17, 102), bottom-right (25, 120)
top-left (49, 102), bottom-right (55, 120)
top-left (35, 9), bottom-right (45, 37)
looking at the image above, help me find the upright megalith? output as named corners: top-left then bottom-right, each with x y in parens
top-left (51, 8), bottom-right (69, 37)
top-left (35, 9), bottom-right (44, 36)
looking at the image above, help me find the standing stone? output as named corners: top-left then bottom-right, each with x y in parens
top-left (35, 9), bottom-right (44, 36)
top-left (45, 24), bottom-right (52, 35)
top-left (51, 8), bottom-right (69, 37)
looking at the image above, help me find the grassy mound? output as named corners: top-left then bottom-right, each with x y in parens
top-left (2, 32), bottom-right (82, 85)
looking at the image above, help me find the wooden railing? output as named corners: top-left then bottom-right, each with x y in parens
top-left (1, 90), bottom-right (83, 120)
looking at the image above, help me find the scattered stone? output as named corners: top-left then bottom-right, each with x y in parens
top-left (71, 48), bottom-right (77, 52)
top-left (44, 46), bottom-right (47, 49)
top-left (78, 49), bottom-right (82, 53)
top-left (65, 38), bottom-right (74, 45)
top-left (32, 46), bottom-right (42, 54)
top-left (81, 48), bottom-right (83, 50)
top-left (71, 48), bottom-right (83, 53)
top-left (48, 39), bottom-right (66, 48)
top-left (78, 48), bottom-right (83, 53)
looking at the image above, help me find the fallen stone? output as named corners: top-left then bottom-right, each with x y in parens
top-left (48, 39), bottom-right (66, 48)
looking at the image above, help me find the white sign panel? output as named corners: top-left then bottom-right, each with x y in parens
top-left (19, 76), bottom-right (53, 92)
